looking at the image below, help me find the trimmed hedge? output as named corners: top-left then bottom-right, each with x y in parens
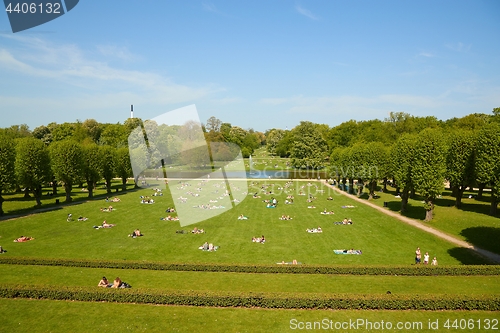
top-left (0, 257), bottom-right (499, 276)
top-left (0, 285), bottom-right (499, 310)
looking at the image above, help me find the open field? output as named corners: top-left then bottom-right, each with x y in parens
top-left (1, 179), bottom-right (498, 332)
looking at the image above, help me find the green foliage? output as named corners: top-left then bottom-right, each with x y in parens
top-left (266, 129), bottom-right (285, 156)
top-left (0, 135), bottom-right (16, 215)
top-left (290, 121), bottom-right (328, 169)
top-left (99, 146), bottom-right (116, 194)
top-left (475, 123), bottom-right (500, 215)
top-left (49, 140), bottom-right (84, 202)
top-left (411, 129), bottom-right (447, 219)
top-left (0, 285), bottom-right (498, 310)
top-left (82, 144), bottom-right (103, 198)
top-left (15, 137), bottom-right (51, 206)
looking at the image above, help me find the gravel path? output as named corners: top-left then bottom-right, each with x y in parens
top-left (324, 181), bottom-right (500, 264)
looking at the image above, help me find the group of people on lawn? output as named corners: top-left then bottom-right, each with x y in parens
top-left (415, 247), bottom-right (438, 265)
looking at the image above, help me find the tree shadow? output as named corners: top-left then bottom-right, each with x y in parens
top-left (460, 227), bottom-right (500, 255)
top-left (447, 247), bottom-right (494, 265)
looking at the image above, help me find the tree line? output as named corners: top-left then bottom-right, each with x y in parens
top-left (0, 116), bottom-right (266, 215)
top-left (266, 109), bottom-right (500, 220)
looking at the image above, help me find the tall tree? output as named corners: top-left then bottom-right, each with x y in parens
top-left (206, 116), bottom-right (222, 133)
top-left (115, 147), bottom-right (133, 191)
top-left (0, 135), bottom-right (16, 215)
top-left (82, 144), bottom-right (103, 198)
top-left (99, 146), bottom-right (116, 194)
top-left (266, 129), bottom-right (285, 156)
top-left (411, 129), bottom-right (447, 221)
top-left (475, 123), bottom-right (500, 215)
top-left (446, 130), bottom-right (476, 208)
top-left (15, 137), bottom-right (51, 206)
top-left (391, 134), bottom-right (417, 213)
top-left (49, 140), bottom-right (84, 202)
top-left (290, 121), bottom-right (328, 169)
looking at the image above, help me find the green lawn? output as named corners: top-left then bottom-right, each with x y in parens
top-left (352, 184), bottom-right (500, 255)
top-left (1, 298), bottom-right (499, 333)
top-left (1, 178), bottom-right (498, 332)
top-left (0, 180), bottom-right (488, 265)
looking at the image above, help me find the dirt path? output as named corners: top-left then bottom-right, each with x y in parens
top-left (323, 181), bottom-right (500, 264)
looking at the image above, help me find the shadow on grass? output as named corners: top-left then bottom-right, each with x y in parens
top-left (447, 247), bottom-right (494, 265)
top-left (460, 227), bottom-right (500, 255)
top-left (1, 185), bottom-right (140, 221)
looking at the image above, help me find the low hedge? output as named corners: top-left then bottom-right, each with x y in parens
top-left (0, 285), bottom-right (498, 310)
top-left (1, 257), bottom-right (499, 276)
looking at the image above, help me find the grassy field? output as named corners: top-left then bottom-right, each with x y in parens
top-left (0, 180), bottom-right (487, 265)
top-left (352, 184), bottom-right (500, 255)
top-left (1, 176), bottom-right (498, 332)
top-left (2, 298), bottom-right (498, 333)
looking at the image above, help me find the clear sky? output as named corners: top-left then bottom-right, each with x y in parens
top-left (1, 1), bottom-right (499, 132)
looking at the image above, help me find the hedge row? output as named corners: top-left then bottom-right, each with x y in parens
top-left (1, 285), bottom-right (499, 310)
top-left (0, 257), bottom-right (499, 276)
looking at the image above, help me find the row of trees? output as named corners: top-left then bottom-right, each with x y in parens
top-left (0, 135), bottom-right (132, 215)
top-left (265, 109), bottom-right (499, 220)
top-left (329, 123), bottom-right (500, 220)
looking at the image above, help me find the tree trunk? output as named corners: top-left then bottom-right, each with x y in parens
top-left (106, 178), bottom-right (112, 194)
top-left (33, 185), bottom-right (42, 206)
top-left (349, 178), bottom-right (354, 194)
top-left (357, 178), bottom-right (363, 197)
top-left (87, 180), bottom-right (94, 198)
top-left (64, 182), bottom-right (72, 202)
top-left (490, 188), bottom-right (498, 216)
top-left (23, 187), bottom-right (31, 198)
top-left (122, 177), bottom-right (127, 191)
top-left (401, 189), bottom-right (409, 214)
top-left (425, 199), bottom-right (434, 221)
top-left (0, 194), bottom-right (4, 216)
top-left (410, 188), bottom-right (416, 199)
top-left (477, 183), bottom-right (485, 199)
top-left (451, 184), bottom-right (458, 197)
top-left (52, 179), bottom-right (58, 195)
top-left (455, 185), bottom-right (466, 208)
top-left (383, 177), bottom-right (387, 192)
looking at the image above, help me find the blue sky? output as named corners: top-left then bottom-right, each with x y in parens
top-left (1, 0), bottom-right (499, 132)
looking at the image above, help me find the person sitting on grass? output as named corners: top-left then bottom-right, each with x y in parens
top-left (237, 214), bottom-right (248, 220)
top-left (111, 277), bottom-right (122, 288)
top-left (111, 197), bottom-right (121, 202)
top-left (98, 276), bottom-right (111, 288)
top-left (327, 196), bottom-right (333, 200)
top-left (0, 246), bottom-right (5, 253)
top-left (431, 257), bottom-right (438, 266)
top-left (67, 214), bottom-right (73, 222)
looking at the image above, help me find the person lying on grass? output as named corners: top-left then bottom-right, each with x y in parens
top-left (307, 205), bottom-right (316, 209)
top-left (98, 276), bottom-right (111, 288)
top-left (111, 197), bottom-right (121, 202)
top-left (334, 218), bottom-right (353, 225)
top-left (237, 214), bottom-right (248, 220)
top-left (160, 215), bottom-right (179, 221)
top-left (279, 215), bottom-right (292, 220)
top-left (128, 229), bottom-right (143, 238)
top-left (166, 207), bottom-right (176, 213)
top-left (252, 235), bottom-right (265, 243)
top-left (306, 227), bottom-right (322, 233)
top-left (191, 227), bottom-right (205, 234)
top-left (320, 209), bottom-right (334, 215)
top-left (93, 220), bottom-right (115, 229)
top-left (77, 216), bottom-right (88, 221)
top-left (14, 236), bottom-right (34, 242)
top-left (110, 277), bottom-right (131, 288)
top-left (100, 206), bottom-right (114, 212)
top-left (341, 205), bottom-right (355, 208)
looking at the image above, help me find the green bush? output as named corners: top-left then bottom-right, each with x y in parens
top-left (0, 285), bottom-right (498, 310)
